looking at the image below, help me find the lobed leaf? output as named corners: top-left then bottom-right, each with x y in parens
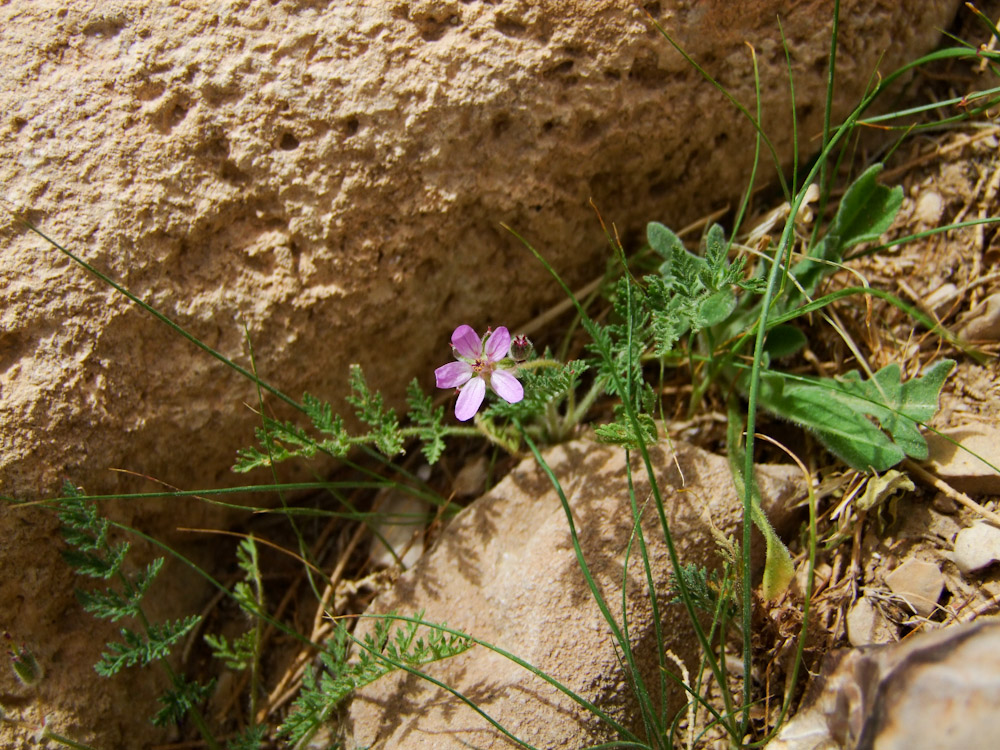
top-left (152, 675), bottom-right (214, 728)
top-left (757, 359), bottom-right (955, 472)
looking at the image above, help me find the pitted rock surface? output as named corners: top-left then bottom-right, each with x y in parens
top-left (1, 0), bottom-right (960, 500)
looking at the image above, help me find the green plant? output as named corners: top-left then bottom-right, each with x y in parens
top-left (56, 482), bottom-right (217, 746)
top-left (279, 612), bottom-right (472, 748)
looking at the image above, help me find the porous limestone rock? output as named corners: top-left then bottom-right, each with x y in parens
top-left (346, 438), bottom-right (805, 749)
top-left (1, 0), bottom-right (961, 500)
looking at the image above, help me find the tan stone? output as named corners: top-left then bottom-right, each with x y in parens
top-left (346, 438), bottom-right (805, 748)
top-left (0, 0), bottom-right (960, 501)
top-left (885, 558), bottom-right (944, 617)
top-left (768, 617), bottom-right (1000, 750)
top-left (952, 522), bottom-right (1000, 575)
top-left (846, 595), bottom-right (899, 647)
top-left (926, 424), bottom-right (1000, 495)
top-left (959, 292), bottom-right (1000, 343)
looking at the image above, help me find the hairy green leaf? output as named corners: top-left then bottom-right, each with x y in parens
top-left (763, 324), bottom-right (808, 359)
top-left (791, 164), bottom-right (904, 299)
top-left (757, 360), bottom-right (954, 471)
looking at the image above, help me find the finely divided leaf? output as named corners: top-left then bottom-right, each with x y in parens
top-left (487, 360), bottom-right (588, 420)
top-left (152, 676), bottom-right (214, 728)
top-left (278, 612), bottom-right (472, 746)
top-left (95, 615), bottom-right (202, 676)
top-left (644, 221), bottom-right (753, 354)
top-left (407, 379), bottom-right (447, 464)
top-left (346, 364), bottom-right (404, 457)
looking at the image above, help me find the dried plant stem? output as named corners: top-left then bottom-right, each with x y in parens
top-left (256, 520), bottom-right (368, 723)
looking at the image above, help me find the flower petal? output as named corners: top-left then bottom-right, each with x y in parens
top-left (451, 325), bottom-right (482, 359)
top-left (491, 369), bottom-right (523, 404)
top-left (484, 326), bottom-right (511, 362)
top-left (435, 361), bottom-right (473, 389)
top-left (455, 376), bottom-right (486, 421)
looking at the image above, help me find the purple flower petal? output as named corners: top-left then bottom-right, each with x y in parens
top-left (451, 325), bottom-right (482, 359)
top-left (455, 376), bottom-right (486, 421)
top-left (491, 369), bottom-right (523, 404)
top-left (435, 361), bottom-right (473, 389)
top-left (484, 326), bottom-right (511, 362)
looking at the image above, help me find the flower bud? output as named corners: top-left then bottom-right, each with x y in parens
top-left (510, 334), bottom-right (533, 363)
top-left (10, 643), bottom-right (42, 686)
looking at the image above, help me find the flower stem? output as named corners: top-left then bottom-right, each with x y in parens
top-left (515, 358), bottom-right (562, 371)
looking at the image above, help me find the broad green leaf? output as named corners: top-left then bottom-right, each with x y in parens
top-left (791, 164), bottom-right (903, 298)
top-left (647, 221), bottom-right (684, 263)
top-left (696, 288), bottom-right (737, 328)
top-left (763, 324), bottom-right (807, 359)
top-left (825, 163), bottom-right (904, 254)
top-left (757, 360), bottom-right (954, 472)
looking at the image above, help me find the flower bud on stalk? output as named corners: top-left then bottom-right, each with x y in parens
top-left (510, 334), bottom-right (533, 363)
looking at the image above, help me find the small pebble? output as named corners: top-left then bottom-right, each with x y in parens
top-left (847, 596), bottom-right (898, 646)
top-left (924, 282), bottom-right (957, 317)
top-left (914, 190), bottom-right (944, 225)
top-left (931, 492), bottom-right (959, 515)
top-left (952, 523), bottom-right (1000, 574)
top-left (885, 558), bottom-right (944, 616)
top-left (958, 292), bottom-right (1000, 343)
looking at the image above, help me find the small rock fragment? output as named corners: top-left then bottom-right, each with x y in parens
top-left (368, 492), bottom-right (429, 570)
top-left (924, 282), bottom-right (958, 316)
top-left (952, 523), bottom-right (1000, 574)
top-left (885, 558), bottom-right (944, 616)
top-left (925, 425), bottom-right (1000, 495)
top-left (847, 596), bottom-right (898, 646)
top-left (958, 292), bottom-right (1000, 342)
top-left (767, 618), bottom-right (1000, 750)
top-left (914, 189), bottom-right (944, 225)
top-left (931, 491), bottom-right (959, 515)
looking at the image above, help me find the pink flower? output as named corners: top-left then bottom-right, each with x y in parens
top-left (434, 325), bottom-right (524, 421)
